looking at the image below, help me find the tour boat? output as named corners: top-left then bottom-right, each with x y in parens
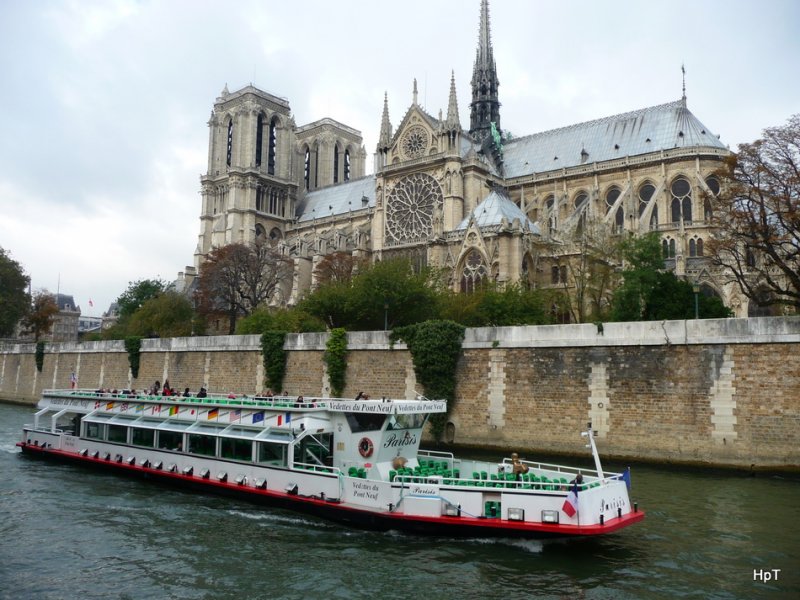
top-left (18, 389), bottom-right (644, 538)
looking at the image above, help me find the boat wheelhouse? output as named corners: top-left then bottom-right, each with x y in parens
top-left (18, 389), bottom-right (644, 538)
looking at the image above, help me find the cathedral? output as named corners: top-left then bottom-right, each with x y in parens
top-left (189, 0), bottom-right (748, 319)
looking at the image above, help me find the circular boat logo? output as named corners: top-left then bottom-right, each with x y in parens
top-left (358, 437), bottom-right (374, 458)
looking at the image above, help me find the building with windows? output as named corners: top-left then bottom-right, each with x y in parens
top-left (190, 0), bottom-right (748, 318)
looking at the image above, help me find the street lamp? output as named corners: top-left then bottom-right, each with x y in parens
top-left (692, 282), bottom-right (700, 319)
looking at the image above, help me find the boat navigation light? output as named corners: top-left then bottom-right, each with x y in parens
top-left (508, 508), bottom-right (525, 521)
top-left (541, 510), bottom-right (559, 524)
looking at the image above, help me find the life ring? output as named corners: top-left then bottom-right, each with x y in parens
top-left (358, 437), bottom-right (374, 458)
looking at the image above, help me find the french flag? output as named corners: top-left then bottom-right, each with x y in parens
top-left (562, 482), bottom-right (579, 517)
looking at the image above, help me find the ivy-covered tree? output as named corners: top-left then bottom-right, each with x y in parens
top-left (391, 320), bottom-right (465, 442)
top-left (0, 246), bottom-right (30, 337)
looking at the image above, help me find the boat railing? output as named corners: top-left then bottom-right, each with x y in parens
top-left (44, 389), bottom-right (327, 410)
top-left (504, 457), bottom-right (621, 480)
top-left (292, 461), bottom-right (341, 476)
top-left (392, 471), bottom-right (584, 492)
top-left (418, 449), bottom-right (455, 469)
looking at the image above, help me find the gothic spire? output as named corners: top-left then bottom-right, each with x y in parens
top-left (470, 0), bottom-right (501, 143)
top-left (446, 71), bottom-right (461, 130)
top-left (378, 91), bottom-right (392, 149)
top-left (413, 78), bottom-right (418, 105)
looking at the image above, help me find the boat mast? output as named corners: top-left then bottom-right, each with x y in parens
top-left (582, 422), bottom-right (605, 480)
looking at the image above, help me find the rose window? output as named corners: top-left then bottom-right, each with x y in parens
top-left (385, 173), bottom-right (443, 244)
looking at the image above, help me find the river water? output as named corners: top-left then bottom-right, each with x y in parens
top-left (0, 401), bottom-right (797, 599)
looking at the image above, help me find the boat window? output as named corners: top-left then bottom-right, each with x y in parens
top-left (188, 434), bottom-right (217, 457)
top-left (85, 422), bottom-right (105, 440)
top-left (107, 424), bottom-right (127, 444)
top-left (221, 426), bottom-right (261, 439)
top-left (156, 420), bottom-right (194, 432)
top-left (257, 441), bottom-right (287, 466)
top-left (345, 412), bottom-right (386, 433)
top-left (157, 430), bottom-right (183, 451)
top-left (221, 438), bottom-right (253, 461)
top-left (294, 433), bottom-right (332, 466)
top-left (386, 413), bottom-right (427, 430)
top-left (131, 428), bottom-right (155, 448)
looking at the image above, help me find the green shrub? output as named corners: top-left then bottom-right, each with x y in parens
top-left (260, 331), bottom-right (287, 392)
top-left (324, 328), bottom-right (348, 398)
top-left (124, 336), bottom-right (142, 379)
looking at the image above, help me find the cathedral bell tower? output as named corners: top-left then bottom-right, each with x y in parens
top-left (469, 0), bottom-right (501, 144)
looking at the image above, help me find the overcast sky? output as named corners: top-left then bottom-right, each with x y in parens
top-left (1, 0), bottom-right (798, 318)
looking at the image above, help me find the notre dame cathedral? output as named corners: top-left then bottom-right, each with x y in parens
top-left (188, 0), bottom-right (750, 319)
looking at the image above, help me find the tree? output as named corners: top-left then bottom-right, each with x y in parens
top-left (197, 242), bottom-right (293, 334)
top-left (299, 258), bottom-right (439, 331)
top-left (610, 234), bottom-right (731, 321)
top-left (552, 217), bottom-right (624, 323)
top-left (707, 114), bottom-right (800, 312)
top-left (116, 279), bottom-right (166, 320)
top-left (0, 247), bottom-right (30, 337)
top-left (313, 251), bottom-right (366, 286)
top-left (345, 258), bottom-right (440, 330)
top-left (22, 291), bottom-right (59, 341)
top-left (126, 292), bottom-right (195, 338)
top-left (609, 234), bottom-right (664, 321)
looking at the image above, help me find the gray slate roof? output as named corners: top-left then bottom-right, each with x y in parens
top-left (503, 99), bottom-right (727, 178)
top-left (295, 176), bottom-right (376, 223)
top-left (456, 189), bottom-right (540, 234)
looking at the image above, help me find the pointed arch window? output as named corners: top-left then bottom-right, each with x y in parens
top-left (268, 118), bottom-right (277, 175)
top-left (226, 120), bottom-right (234, 167)
top-left (255, 115), bottom-right (265, 167)
top-left (606, 187), bottom-right (623, 232)
top-left (344, 149), bottom-right (351, 182)
top-left (460, 249), bottom-right (488, 293)
top-left (574, 192), bottom-right (588, 234)
top-left (333, 146), bottom-right (339, 184)
top-left (704, 176), bottom-right (719, 222)
top-left (662, 238), bottom-right (676, 258)
top-left (255, 224), bottom-right (266, 242)
top-left (304, 148), bottom-right (311, 191)
top-left (545, 195), bottom-right (557, 232)
top-left (638, 182), bottom-right (657, 230)
top-left (670, 177), bottom-right (692, 223)
top-left (688, 237), bottom-right (705, 257)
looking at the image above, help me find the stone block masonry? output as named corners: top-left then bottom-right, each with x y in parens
top-left (1, 317), bottom-right (798, 470)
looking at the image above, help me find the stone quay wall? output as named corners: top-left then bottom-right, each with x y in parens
top-left (2, 317), bottom-right (798, 470)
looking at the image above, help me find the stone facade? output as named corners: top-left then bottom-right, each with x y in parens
top-left (185, 1), bottom-right (755, 317)
top-left (3, 317), bottom-right (798, 470)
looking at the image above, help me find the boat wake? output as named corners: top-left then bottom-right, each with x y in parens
top-left (226, 508), bottom-right (333, 529)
